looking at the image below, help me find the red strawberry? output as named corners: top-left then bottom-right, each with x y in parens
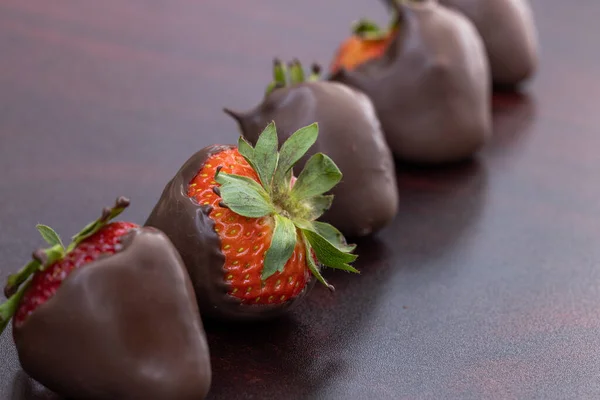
top-left (187, 148), bottom-right (310, 305)
top-left (146, 122), bottom-right (359, 320)
top-left (0, 198), bottom-right (212, 400)
top-left (1, 196), bottom-right (135, 331)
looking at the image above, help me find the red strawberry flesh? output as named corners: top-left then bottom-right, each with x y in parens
top-left (187, 148), bottom-right (310, 305)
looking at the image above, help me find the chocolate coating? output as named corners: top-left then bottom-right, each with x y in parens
top-left (145, 145), bottom-right (315, 321)
top-left (438, 0), bottom-right (538, 85)
top-left (331, 0), bottom-right (492, 164)
top-left (226, 81), bottom-right (399, 237)
top-left (13, 228), bottom-right (212, 400)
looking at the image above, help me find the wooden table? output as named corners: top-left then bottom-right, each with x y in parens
top-left (1, 1), bottom-right (599, 398)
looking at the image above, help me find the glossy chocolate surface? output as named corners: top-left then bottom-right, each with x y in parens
top-left (226, 81), bottom-right (399, 237)
top-left (439, 0), bottom-right (538, 85)
top-left (145, 145), bottom-right (316, 320)
top-left (13, 228), bottom-right (211, 400)
top-left (332, 0), bottom-right (492, 164)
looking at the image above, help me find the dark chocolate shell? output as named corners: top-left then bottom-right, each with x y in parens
top-left (145, 145), bottom-right (315, 321)
top-left (225, 80), bottom-right (399, 237)
top-left (331, 0), bottom-right (492, 164)
top-left (438, 0), bottom-right (538, 85)
top-left (13, 228), bottom-right (212, 400)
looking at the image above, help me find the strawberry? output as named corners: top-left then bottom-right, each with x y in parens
top-left (224, 60), bottom-right (399, 237)
top-left (146, 122), bottom-right (359, 320)
top-left (438, 0), bottom-right (538, 85)
top-left (1, 196), bottom-right (135, 331)
top-left (329, 16), bottom-right (398, 74)
top-left (330, 0), bottom-right (491, 164)
top-left (13, 222), bottom-right (137, 327)
top-left (187, 148), bottom-right (310, 305)
top-left (0, 199), bottom-right (212, 400)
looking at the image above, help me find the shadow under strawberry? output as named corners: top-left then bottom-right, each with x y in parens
top-left (391, 158), bottom-right (488, 271)
top-left (204, 317), bottom-right (346, 400)
top-left (487, 91), bottom-right (537, 158)
top-left (11, 370), bottom-right (60, 400)
top-left (205, 163), bottom-right (488, 398)
top-left (203, 237), bottom-right (391, 400)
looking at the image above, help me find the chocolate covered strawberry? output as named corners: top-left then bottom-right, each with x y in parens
top-left (0, 198), bottom-right (211, 400)
top-left (146, 123), bottom-right (358, 321)
top-left (373, 0), bottom-right (538, 86)
top-left (224, 60), bottom-right (398, 237)
top-left (330, 0), bottom-right (492, 164)
top-left (437, 0), bottom-right (538, 86)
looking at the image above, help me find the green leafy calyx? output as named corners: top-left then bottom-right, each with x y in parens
top-left (351, 7), bottom-right (400, 41)
top-left (265, 59), bottom-right (322, 95)
top-left (215, 122), bottom-right (358, 287)
top-left (0, 197), bottom-right (130, 334)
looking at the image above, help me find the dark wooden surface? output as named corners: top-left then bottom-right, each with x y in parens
top-left (1, 1), bottom-right (599, 399)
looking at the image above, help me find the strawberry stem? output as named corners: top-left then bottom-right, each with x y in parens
top-left (4, 259), bottom-right (38, 298)
top-left (273, 58), bottom-right (287, 87)
top-left (5, 245), bottom-right (64, 297)
top-left (265, 59), bottom-right (322, 95)
top-left (308, 64), bottom-right (321, 82)
top-left (0, 280), bottom-right (31, 333)
top-left (68, 196), bottom-right (130, 252)
top-left (288, 59), bottom-right (305, 84)
top-left (4, 247), bottom-right (58, 298)
top-left (352, 18), bottom-right (384, 36)
top-left (352, 3), bottom-right (400, 41)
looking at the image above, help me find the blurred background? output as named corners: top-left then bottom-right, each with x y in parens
top-left (2, 1), bottom-right (600, 399)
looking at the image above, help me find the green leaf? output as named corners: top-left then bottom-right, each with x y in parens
top-left (252, 122), bottom-right (279, 190)
top-left (352, 18), bottom-right (381, 35)
top-left (293, 220), bottom-right (356, 252)
top-left (292, 218), bottom-right (312, 230)
top-left (301, 232), bottom-right (334, 291)
top-left (352, 18), bottom-right (391, 41)
top-left (291, 153), bottom-right (342, 200)
top-left (216, 172), bottom-right (272, 200)
top-left (273, 123), bottom-right (319, 188)
top-left (237, 136), bottom-right (261, 179)
top-left (262, 215), bottom-right (298, 280)
top-left (301, 195), bottom-right (334, 221)
top-left (216, 172), bottom-right (275, 218)
top-left (289, 61), bottom-right (305, 84)
top-left (36, 224), bottom-right (64, 249)
top-left (237, 136), bottom-right (255, 163)
top-left (302, 228), bottom-right (358, 273)
top-left (312, 221), bottom-right (356, 252)
top-left (273, 59), bottom-right (287, 86)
